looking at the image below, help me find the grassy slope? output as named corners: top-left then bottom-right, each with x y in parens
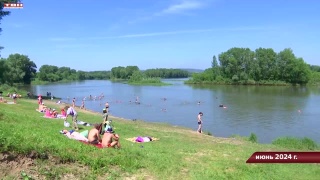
top-left (0, 98), bottom-right (319, 179)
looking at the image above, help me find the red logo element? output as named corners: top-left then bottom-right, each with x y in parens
top-left (246, 152), bottom-right (320, 163)
top-left (3, 3), bottom-right (23, 8)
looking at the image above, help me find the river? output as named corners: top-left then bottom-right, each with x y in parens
top-left (21, 79), bottom-right (320, 143)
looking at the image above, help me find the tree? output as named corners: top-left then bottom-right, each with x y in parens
top-left (38, 65), bottom-right (59, 81)
top-left (111, 66), bottom-right (126, 79)
top-left (255, 48), bottom-right (277, 80)
top-left (128, 71), bottom-right (143, 82)
top-left (0, 58), bottom-right (7, 83)
top-left (211, 55), bottom-right (220, 79)
top-left (125, 66), bottom-right (139, 78)
top-left (5, 53), bottom-right (37, 84)
top-left (276, 48), bottom-right (297, 82)
top-left (218, 47), bottom-right (254, 80)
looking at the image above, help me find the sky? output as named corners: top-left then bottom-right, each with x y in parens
top-left (1, 0), bottom-right (319, 71)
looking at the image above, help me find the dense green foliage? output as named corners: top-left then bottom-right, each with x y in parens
top-left (144, 68), bottom-right (189, 78)
top-left (111, 66), bottom-right (189, 80)
top-left (36, 65), bottom-right (111, 82)
top-left (110, 66), bottom-right (187, 85)
top-left (0, 54), bottom-right (37, 85)
top-left (110, 66), bottom-right (140, 79)
top-left (186, 47), bottom-right (315, 85)
top-left (309, 65), bottom-right (320, 72)
top-left (127, 71), bottom-right (169, 86)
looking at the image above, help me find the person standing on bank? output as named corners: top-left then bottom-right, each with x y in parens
top-left (65, 106), bottom-right (79, 131)
top-left (197, 112), bottom-right (203, 133)
top-left (105, 102), bottom-right (109, 113)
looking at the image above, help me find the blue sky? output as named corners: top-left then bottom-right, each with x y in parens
top-left (1, 0), bottom-right (319, 71)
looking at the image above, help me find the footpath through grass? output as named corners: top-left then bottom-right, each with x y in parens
top-left (0, 98), bottom-right (319, 179)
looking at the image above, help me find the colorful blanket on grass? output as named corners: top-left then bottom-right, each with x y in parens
top-left (79, 140), bottom-right (103, 148)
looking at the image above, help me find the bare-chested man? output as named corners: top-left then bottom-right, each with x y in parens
top-left (105, 102), bottom-right (109, 113)
top-left (88, 124), bottom-right (102, 144)
top-left (197, 112), bottom-right (203, 133)
top-left (102, 128), bottom-right (121, 148)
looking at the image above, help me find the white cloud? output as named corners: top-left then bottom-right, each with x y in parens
top-left (93, 26), bottom-right (278, 39)
top-left (49, 26), bottom-right (278, 41)
top-left (157, 0), bottom-right (205, 15)
top-left (129, 0), bottom-right (208, 24)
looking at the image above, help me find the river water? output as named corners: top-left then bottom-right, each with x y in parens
top-left (22, 79), bottom-right (320, 143)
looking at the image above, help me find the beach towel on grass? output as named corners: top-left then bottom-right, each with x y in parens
top-left (76, 120), bottom-right (92, 126)
top-left (60, 130), bottom-right (89, 142)
top-left (126, 136), bottom-right (159, 143)
top-left (79, 140), bottom-right (103, 148)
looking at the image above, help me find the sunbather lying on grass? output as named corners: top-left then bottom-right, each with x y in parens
top-left (60, 129), bottom-right (88, 142)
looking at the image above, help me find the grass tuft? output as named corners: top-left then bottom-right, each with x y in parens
top-left (248, 133), bottom-right (258, 143)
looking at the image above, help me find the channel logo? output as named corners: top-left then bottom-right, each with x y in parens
top-left (3, 3), bottom-right (24, 8)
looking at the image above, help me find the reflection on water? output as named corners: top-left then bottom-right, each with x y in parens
top-left (20, 80), bottom-right (320, 143)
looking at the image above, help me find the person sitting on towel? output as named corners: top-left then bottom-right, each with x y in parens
top-left (88, 123), bottom-right (103, 144)
top-left (102, 127), bottom-right (121, 148)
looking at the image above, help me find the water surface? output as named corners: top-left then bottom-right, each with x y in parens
top-left (21, 80), bottom-right (320, 143)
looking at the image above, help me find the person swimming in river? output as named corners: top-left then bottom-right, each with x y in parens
top-left (135, 96), bottom-right (140, 104)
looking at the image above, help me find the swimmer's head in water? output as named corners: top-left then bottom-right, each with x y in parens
top-left (199, 112), bottom-right (203, 115)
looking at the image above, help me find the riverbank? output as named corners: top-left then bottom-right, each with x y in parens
top-left (0, 98), bottom-right (319, 179)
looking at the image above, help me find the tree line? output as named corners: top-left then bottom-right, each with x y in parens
top-left (0, 53), bottom-right (111, 84)
top-left (0, 53), bottom-right (190, 85)
top-left (110, 66), bottom-right (189, 79)
top-left (187, 47), bottom-right (318, 85)
top-left (37, 65), bottom-right (111, 82)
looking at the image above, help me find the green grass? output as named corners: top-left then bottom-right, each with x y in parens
top-left (129, 77), bottom-right (171, 86)
top-left (1, 98), bottom-right (320, 179)
top-left (272, 137), bottom-right (318, 150)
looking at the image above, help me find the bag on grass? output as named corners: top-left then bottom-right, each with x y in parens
top-left (64, 121), bottom-right (70, 127)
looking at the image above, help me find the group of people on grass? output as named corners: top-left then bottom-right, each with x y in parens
top-left (37, 101), bottom-right (67, 119)
top-left (36, 96), bottom-right (120, 148)
top-left (0, 91), bottom-right (20, 103)
top-left (60, 103), bottom-right (120, 148)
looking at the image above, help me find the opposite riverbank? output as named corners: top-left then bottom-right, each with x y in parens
top-left (0, 98), bottom-right (319, 179)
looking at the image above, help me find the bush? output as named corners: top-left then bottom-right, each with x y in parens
top-left (272, 137), bottom-right (318, 150)
top-left (248, 133), bottom-right (258, 143)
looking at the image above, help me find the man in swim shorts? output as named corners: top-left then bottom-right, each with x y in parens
top-left (197, 112), bottom-right (203, 133)
top-left (102, 127), bottom-right (121, 148)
